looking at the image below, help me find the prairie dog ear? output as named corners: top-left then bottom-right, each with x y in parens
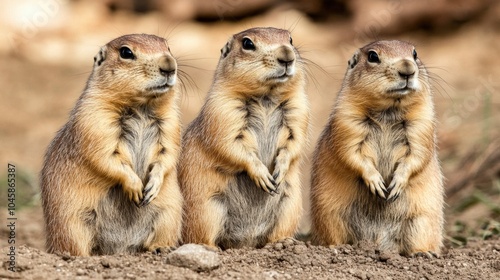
top-left (93, 46), bottom-right (107, 67)
top-left (220, 38), bottom-right (233, 59)
top-left (348, 51), bottom-right (359, 69)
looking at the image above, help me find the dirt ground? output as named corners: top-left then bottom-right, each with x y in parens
top-left (1, 0), bottom-right (499, 279)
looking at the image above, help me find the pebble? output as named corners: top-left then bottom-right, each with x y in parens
top-left (293, 244), bottom-right (307, 254)
top-left (165, 244), bottom-right (220, 272)
top-left (101, 259), bottom-right (110, 268)
top-left (274, 243), bottom-right (284, 251)
top-left (61, 252), bottom-right (72, 261)
top-left (378, 251), bottom-right (392, 262)
top-left (76, 268), bottom-right (85, 276)
top-left (262, 270), bottom-right (280, 279)
top-left (283, 238), bottom-right (295, 247)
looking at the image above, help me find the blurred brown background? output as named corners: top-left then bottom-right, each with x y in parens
top-left (0, 0), bottom-right (499, 245)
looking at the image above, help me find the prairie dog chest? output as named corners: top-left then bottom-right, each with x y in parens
top-left (244, 96), bottom-right (285, 166)
top-left (119, 105), bottom-right (161, 179)
top-left (365, 107), bottom-right (408, 180)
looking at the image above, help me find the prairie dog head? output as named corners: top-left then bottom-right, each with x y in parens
top-left (215, 27), bottom-right (302, 94)
top-left (91, 34), bottom-right (177, 98)
top-left (345, 40), bottom-right (429, 99)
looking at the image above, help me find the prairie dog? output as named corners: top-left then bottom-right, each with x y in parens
top-left (179, 27), bottom-right (310, 249)
top-left (310, 40), bottom-right (444, 256)
top-left (40, 34), bottom-right (183, 256)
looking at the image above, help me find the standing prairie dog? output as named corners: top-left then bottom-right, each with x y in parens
top-left (310, 40), bottom-right (444, 256)
top-left (179, 27), bottom-right (310, 249)
top-left (40, 34), bottom-right (183, 256)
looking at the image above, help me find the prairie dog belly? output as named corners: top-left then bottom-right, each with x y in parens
top-left (349, 108), bottom-right (410, 249)
top-left (216, 96), bottom-right (286, 248)
top-left (93, 105), bottom-right (162, 253)
top-left (246, 96), bottom-right (284, 167)
top-left (93, 186), bottom-right (160, 254)
top-left (366, 107), bottom-right (408, 183)
top-left (348, 191), bottom-right (405, 251)
top-left (119, 105), bottom-right (161, 180)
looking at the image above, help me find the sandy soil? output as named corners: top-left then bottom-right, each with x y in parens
top-left (0, 1), bottom-right (499, 279)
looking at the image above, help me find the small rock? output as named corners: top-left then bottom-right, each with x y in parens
top-left (379, 251), bottom-right (392, 262)
top-left (60, 252), bottom-right (72, 261)
top-left (491, 260), bottom-right (500, 270)
top-left (274, 243), bottom-right (284, 251)
top-left (354, 270), bottom-right (367, 280)
top-left (101, 259), bottom-right (110, 268)
top-left (282, 238), bottom-right (294, 247)
top-left (165, 244), bottom-right (220, 272)
top-left (292, 244), bottom-right (307, 254)
top-left (262, 270), bottom-right (279, 279)
top-left (76, 268), bottom-right (85, 276)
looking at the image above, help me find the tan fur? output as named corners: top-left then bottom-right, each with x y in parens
top-left (179, 27), bottom-right (309, 249)
top-left (310, 40), bottom-right (444, 256)
top-left (40, 34), bottom-right (183, 256)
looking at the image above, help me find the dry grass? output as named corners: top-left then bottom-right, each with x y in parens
top-left (444, 139), bottom-right (500, 245)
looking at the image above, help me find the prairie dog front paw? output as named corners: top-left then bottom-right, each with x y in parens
top-left (247, 161), bottom-right (277, 195)
top-left (140, 172), bottom-right (163, 207)
top-left (122, 172), bottom-right (144, 205)
top-left (363, 170), bottom-right (387, 199)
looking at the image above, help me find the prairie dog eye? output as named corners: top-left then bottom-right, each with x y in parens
top-left (413, 49), bottom-right (418, 60)
top-left (119, 47), bottom-right (135, 59)
top-left (242, 38), bottom-right (256, 51)
top-left (367, 51), bottom-right (380, 63)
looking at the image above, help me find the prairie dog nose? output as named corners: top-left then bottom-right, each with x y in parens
top-left (159, 55), bottom-right (177, 76)
top-left (276, 45), bottom-right (295, 67)
top-left (396, 59), bottom-right (417, 79)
